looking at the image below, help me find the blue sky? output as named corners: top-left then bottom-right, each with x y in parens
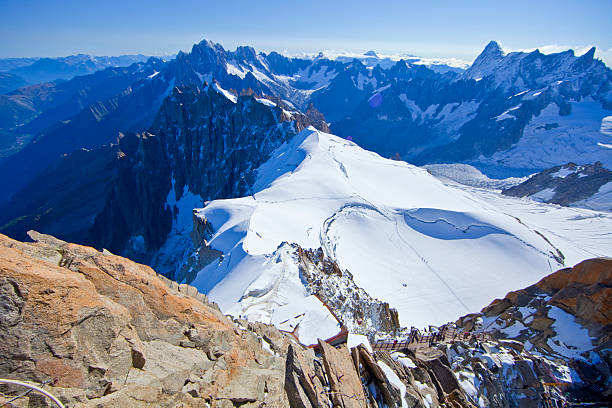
top-left (1, 0), bottom-right (611, 64)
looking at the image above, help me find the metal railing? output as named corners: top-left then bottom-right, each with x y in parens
top-left (372, 328), bottom-right (492, 352)
top-left (0, 379), bottom-right (65, 408)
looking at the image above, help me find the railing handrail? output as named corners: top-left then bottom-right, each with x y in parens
top-left (0, 378), bottom-right (65, 408)
top-left (372, 328), bottom-right (493, 351)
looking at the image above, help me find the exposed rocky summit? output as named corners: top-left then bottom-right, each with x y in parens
top-left (458, 257), bottom-right (612, 402)
top-left (0, 231), bottom-right (293, 406)
top-left (0, 231), bottom-right (484, 407)
top-left (502, 161), bottom-right (612, 210)
top-left (295, 245), bottom-right (401, 335)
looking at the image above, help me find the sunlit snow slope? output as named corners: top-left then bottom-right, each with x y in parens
top-left (190, 127), bottom-right (612, 333)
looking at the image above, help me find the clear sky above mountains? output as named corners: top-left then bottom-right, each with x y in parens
top-left (1, 0), bottom-right (611, 64)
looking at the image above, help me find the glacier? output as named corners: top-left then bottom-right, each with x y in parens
top-left (185, 127), bottom-right (612, 340)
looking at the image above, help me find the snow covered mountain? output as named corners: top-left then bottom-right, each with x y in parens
top-left (461, 42), bottom-right (612, 173)
top-left (321, 41), bottom-right (612, 175)
top-left (184, 128), bottom-right (612, 340)
top-left (461, 41), bottom-right (606, 93)
top-left (2, 38), bottom-right (609, 202)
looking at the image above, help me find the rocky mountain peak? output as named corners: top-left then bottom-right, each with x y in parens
top-left (478, 40), bottom-right (505, 61)
top-left (387, 59), bottom-right (411, 76)
top-left (462, 40), bottom-right (506, 80)
top-left (482, 40), bottom-right (504, 57)
top-left (581, 46), bottom-right (597, 61)
top-left (233, 45), bottom-right (258, 62)
top-left (193, 38), bottom-right (224, 52)
top-left (460, 38), bottom-right (612, 107)
top-left (189, 39), bottom-right (227, 65)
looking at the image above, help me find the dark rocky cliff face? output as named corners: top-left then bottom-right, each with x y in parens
top-left (88, 132), bottom-right (173, 259)
top-left (0, 131), bottom-right (172, 262)
top-left (0, 83), bottom-right (330, 267)
top-left (152, 84), bottom-right (317, 202)
top-left (502, 161), bottom-right (612, 208)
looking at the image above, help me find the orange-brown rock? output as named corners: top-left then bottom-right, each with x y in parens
top-left (536, 258), bottom-right (612, 329)
top-left (293, 103), bottom-right (331, 133)
top-left (482, 258), bottom-right (612, 333)
top-left (536, 258), bottom-right (612, 293)
top-left (0, 231), bottom-right (291, 407)
top-left (318, 340), bottom-right (367, 408)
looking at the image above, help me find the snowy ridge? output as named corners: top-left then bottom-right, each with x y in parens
top-left (461, 41), bottom-right (605, 92)
top-left (187, 128), bottom-right (612, 337)
top-left (211, 81), bottom-right (237, 103)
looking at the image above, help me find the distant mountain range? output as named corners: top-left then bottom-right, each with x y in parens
top-left (0, 38), bottom-right (610, 265)
top-left (292, 49), bottom-right (469, 73)
top-left (0, 54), bottom-right (151, 86)
top-left (0, 72), bottom-right (28, 94)
top-left (1, 40), bottom-right (609, 169)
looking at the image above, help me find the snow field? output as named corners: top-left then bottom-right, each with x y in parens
top-left (188, 128), bottom-right (612, 338)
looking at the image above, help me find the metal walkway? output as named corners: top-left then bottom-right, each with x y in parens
top-left (372, 327), bottom-right (492, 352)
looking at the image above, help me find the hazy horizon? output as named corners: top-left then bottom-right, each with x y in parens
top-left (1, 0), bottom-right (611, 65)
